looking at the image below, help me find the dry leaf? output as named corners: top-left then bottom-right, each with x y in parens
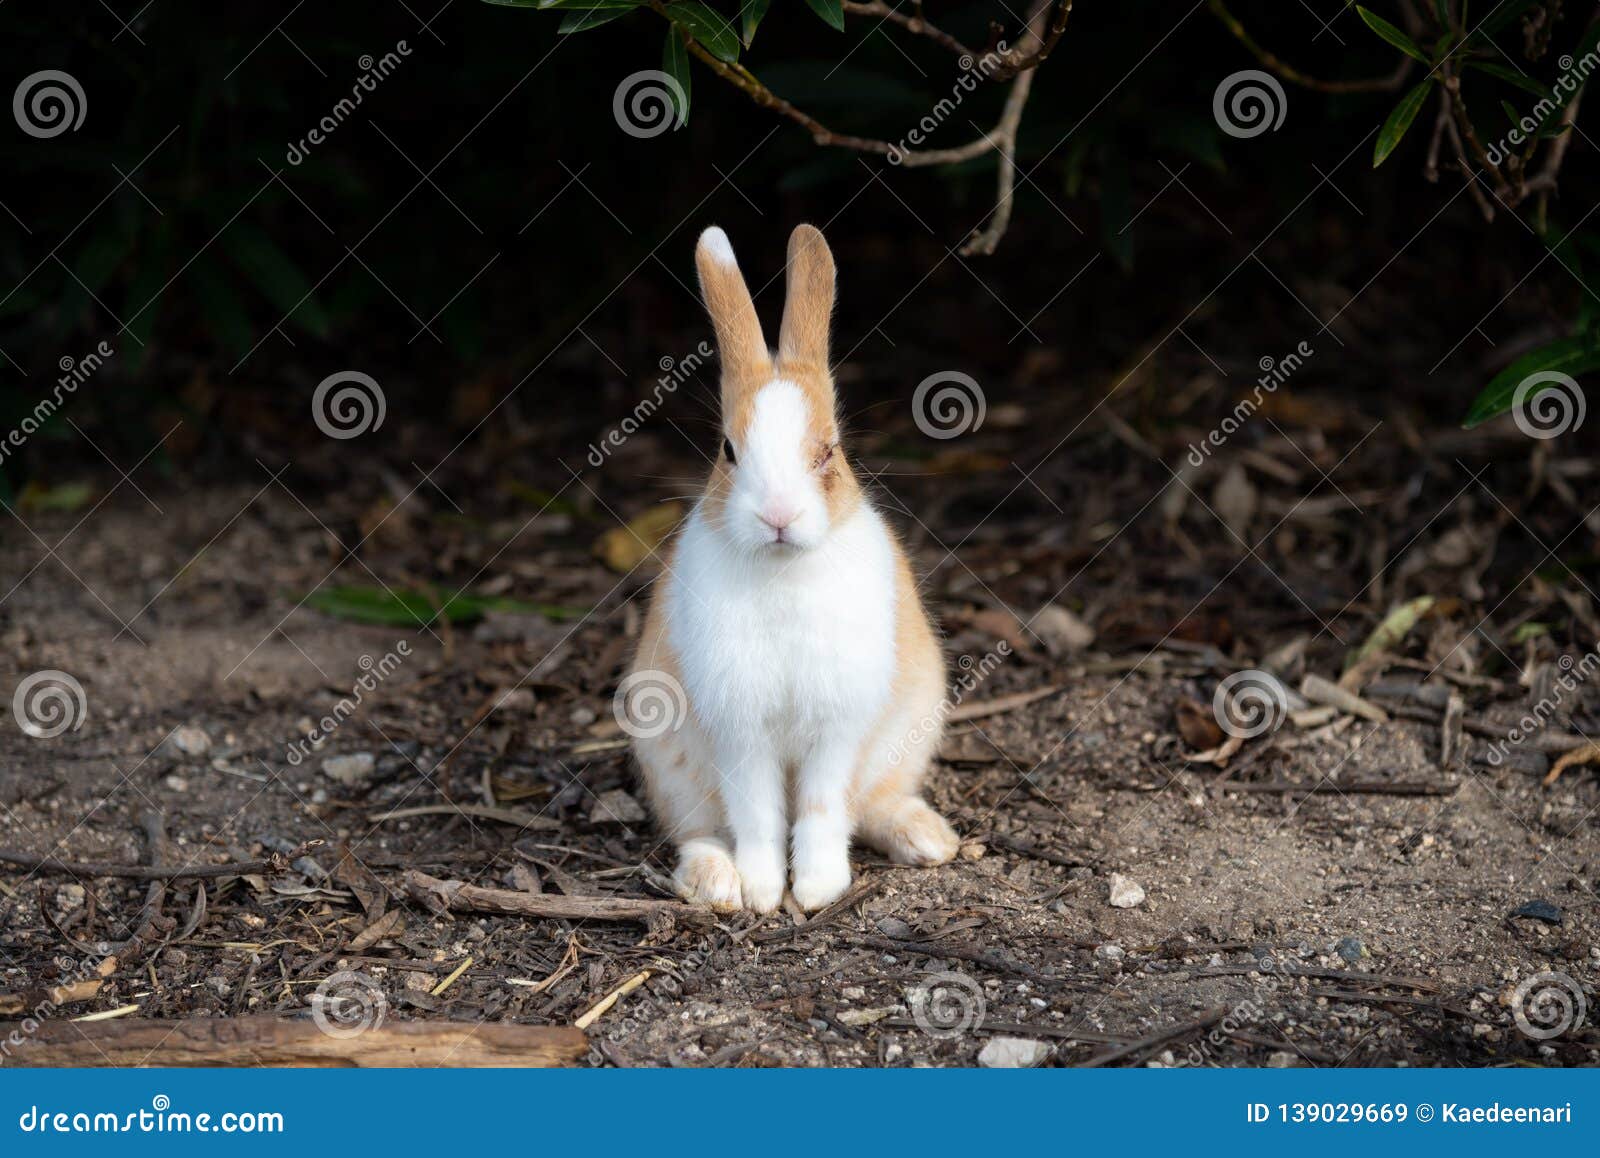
top-left (595, 503), bottom-right (684, 573)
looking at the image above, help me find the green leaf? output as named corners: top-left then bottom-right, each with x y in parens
top-left (306, 584), bottom-right (588, 627)
top-left (740, 0), bottom-right (770, 45)
top-left (664, 2), bottom-right (740, 61)
top-left (1373, 80), bottom-right (1432, 167)
top-left (558, 6), bottom-right (638, 32)
top-left (663, 27), bottom-right (692, 125)
top-left (1466, 60), bottom-right (1549, 98)
top-left (1355, 5), bottom-right (1430, 64)
top-left (1464, 335), bottom-right (1600, 426)
top-left (221, 224), bottom-right (331, 338)
top-left (804, 0), bottom-right (845, 32)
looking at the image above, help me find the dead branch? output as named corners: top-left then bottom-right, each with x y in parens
top-left (841, 1), bottom-right (978, 60)
top-left (1209, 0), bottom-right (1413, 92)
top-left (1078, 1005), bottom-right (1229, 1067)
top-left (0, 1016), bottom-right (588, 1067)
top-left (401, 869), bottom-right (713, 925)
top-left (669, 0), bottom-right (1059, 253)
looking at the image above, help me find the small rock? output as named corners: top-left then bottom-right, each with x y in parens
top-left (164, 775), bottom-right (189, 792)
top-left (978, 1037), bottom-right (1052, 1068)
top-left (1032, 604), bottom-right (1095, 655)
top-left (1094, 944), bottom-right (1125, 962)
top-left (56, 883), bottom-right (85, 911)
top-left (1510, 899), bottom-right (1563, 926)
top-left (322, 752), bottom-right (376, 786)
top-left (570, 705), bottom-right (598, 726)
top-left (876, 916), bottom-right (913, 939)
top-left (1267, 1051), bottom-right (1297, 1068)
top-left (840, 985), bottom-right (866, 1001)
top-left (1068, 866), bottom-right (1095, 881)
top-left (589, 789), bottom-right (646, 825)
top-left (836, 1006), bottom-right (895, 1026)
top-left (168, 725), bottom-right (212, 758)
top-left (1108, 873), bottom-right (1146, 909)
top-left (492, 688), bottom-right (536, 714)
top-left (958, 840), bottom-right (987, 861)
top-left (1334, 936), bottom-right (1367, 964)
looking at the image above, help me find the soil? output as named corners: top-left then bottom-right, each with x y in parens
top-left (2, 327), bottom-right (1599, 1069)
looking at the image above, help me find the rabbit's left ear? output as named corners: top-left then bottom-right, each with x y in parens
top-left (777, 224), bottom-right (835, 374)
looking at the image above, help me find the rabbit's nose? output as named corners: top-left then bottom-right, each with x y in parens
top-left (758, 503), bottom-right (799, 531)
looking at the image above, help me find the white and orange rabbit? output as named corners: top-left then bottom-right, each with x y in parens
top-left (626, 223), bottom-right (958, 914)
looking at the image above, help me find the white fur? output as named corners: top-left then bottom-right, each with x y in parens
top-left (699, 225), bottom-right (737, 267)
top-left (663, 483), bottom-right (897, 911)
top-left (725, 380), bottom-right (829, 551)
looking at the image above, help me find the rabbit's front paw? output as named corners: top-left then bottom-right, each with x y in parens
top-left (675, 840), bottom-right (742, 912)
top-left (882, 800), bottom-right (960, 866)
top-left (791, 855), bottom-right (852, 912)
top-left (735, 850), bottom-right (785, 914)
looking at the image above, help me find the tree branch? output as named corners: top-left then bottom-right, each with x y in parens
top-left (1209, 0), bottom-right (1414, 92)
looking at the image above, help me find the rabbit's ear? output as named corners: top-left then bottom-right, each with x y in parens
top-left (695, 226), bottom-right (771, 405)
top-left (777, 223), bottom-right (835, 374)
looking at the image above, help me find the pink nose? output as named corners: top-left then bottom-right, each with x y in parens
top-left (758, 503), bottom-right (799, 532)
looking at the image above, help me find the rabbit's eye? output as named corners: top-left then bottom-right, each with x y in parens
top-left (722, 438), bottom-right (737, 465)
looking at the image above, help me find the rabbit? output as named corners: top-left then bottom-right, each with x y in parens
top-left (623, 223), bottom-right (959, 914)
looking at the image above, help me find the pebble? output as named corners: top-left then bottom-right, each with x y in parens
top-left (1267, 1051), bottom-right (1297, 1068)
top-left (589, 789), bottom-right (646, 824)
top-left (1094, 944), bottom-right (1126, 962)
top-left (168, 725), bottom-right (212, 758)
top-left (322, 752), bottom-right (376, 786)
top-left (1032, 604), bottom-right (1095, 655)
top-left (1334, 936), bottom-right (1367, 964)
top-left (1108, 873), bottom-right (1146, 909)
top-left (876, 917), bottom-right (913, 939)
top-left (1510, 899), bottom-right (1563, 925)
top-left (978, 1037), bottom-right (1052, 1068)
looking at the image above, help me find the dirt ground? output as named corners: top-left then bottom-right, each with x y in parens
top-left (2, 354), bottom-right (1599, 1068)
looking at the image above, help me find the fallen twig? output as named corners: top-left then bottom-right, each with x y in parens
top-left (401, 869), bottom-right (712, 925)
top-left (1079, 1006), bottom-right (1229, 1067)
top-left (0, 1016), bottom-right (588, 1067)
top-left (0, 841), bottom-right (322, 881)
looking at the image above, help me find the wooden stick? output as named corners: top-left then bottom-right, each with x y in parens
top-left (1218, 779), bottom-right (1458, 797)
top-left (0, 841), bottom-right (321, 881)
top-left (1079, 1006), bottom-right (1229, 1068)
top-left (946, 685), bottom-right (1061, 723)
top-left (401, 870), bottom-right (711, 925)
top-left (0, 1016), bottom-right (588, 1068)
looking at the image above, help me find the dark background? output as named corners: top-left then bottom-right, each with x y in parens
top-left (4, 0), bottom-right (1594, 490)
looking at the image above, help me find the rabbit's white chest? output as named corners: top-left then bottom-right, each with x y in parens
top-left (667, 503), bottom-right (897, 749)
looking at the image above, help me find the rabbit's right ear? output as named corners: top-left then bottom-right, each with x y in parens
top-left (695, 227), bottom-right (771, 411)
